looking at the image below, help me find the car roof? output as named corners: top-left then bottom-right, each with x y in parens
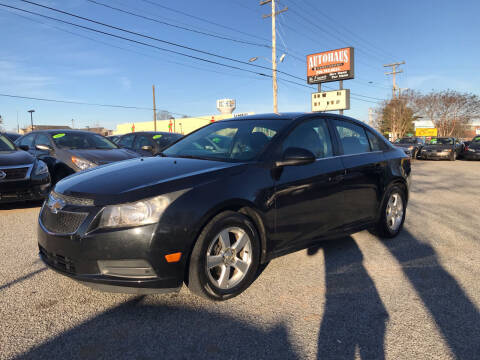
top-left (223, 112), bottom-right (367, 124)
top-left (29, 129), bottom-right (103, 135)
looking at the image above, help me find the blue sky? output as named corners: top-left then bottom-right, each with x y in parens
top-left (0, 0), bottom-right (479, 131)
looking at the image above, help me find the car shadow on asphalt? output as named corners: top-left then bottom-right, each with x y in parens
top-left (15, 296), bottom-right (299, 360)
top-left (382, 229), bottom-right (480, 360)
top-left (308, 237), bottom-right (388, 360)
top-left (0, 267), bottom-right (47, 292)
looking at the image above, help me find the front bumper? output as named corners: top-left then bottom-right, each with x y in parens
top-left (420, 151), bottom-right (452, 159)
top-left (463, 151), bottom-right (480, 160)
top-left (37, 205), bottom-right (186, 292)
top-left (0, 174), bottom-right (50, 203)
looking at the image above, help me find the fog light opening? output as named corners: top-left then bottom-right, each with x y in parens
top-left (97, 259), bottom-right (157, 279)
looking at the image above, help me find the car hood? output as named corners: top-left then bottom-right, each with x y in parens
top-left (423, 144), bottom-right (452, 150)
top-left (0, 150), bottom-right (35, 166)
top-left (67, 148), bottom-right (139, 165)
top-left (55, 156), bottom-right (245, 205)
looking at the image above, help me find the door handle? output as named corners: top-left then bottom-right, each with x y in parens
top-left (329, 174), bottom-right (344, 183)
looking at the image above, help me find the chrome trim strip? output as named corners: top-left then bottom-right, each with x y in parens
top-left (0, 163), bottom-right (33, 182)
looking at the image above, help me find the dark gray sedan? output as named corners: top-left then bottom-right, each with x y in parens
top-left (16, 130), bottom-right (139, 183)
top-left (420, 137), bottom-right (462, 161)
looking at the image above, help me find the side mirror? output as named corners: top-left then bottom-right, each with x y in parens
top-left (36, 144), bottom-right (53, 152)
top-left (19, 145), bottom-right (29, 151)
top-left (141, 145), bottom-right (154, 153)
top-left (276, 147), bottom-right (316, 167)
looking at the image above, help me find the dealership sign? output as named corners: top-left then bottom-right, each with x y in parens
top-left (307, 47), bottom-right (354, 84)
top-left (415, 128), bottom-right (438, 137)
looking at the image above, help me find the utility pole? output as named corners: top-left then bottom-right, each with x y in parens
top-left (152, 85), bottom-right (157, 131)
top-left (384, 61), bottom-right (405, 99)
top-left (260, 0), bottom-right (287, 113)
top-left (28, 109), bottom-right (35, 132)
top-left (71, 119), bottom-right (75, 129)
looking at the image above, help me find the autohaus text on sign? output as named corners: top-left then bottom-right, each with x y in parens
top-left (307, 47), bottom-right (355, 84)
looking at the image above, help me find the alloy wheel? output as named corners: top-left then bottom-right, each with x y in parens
top-left (206, 227), bottom-right (252, 289)
top-left (386, 192), bottom-right (404, 232)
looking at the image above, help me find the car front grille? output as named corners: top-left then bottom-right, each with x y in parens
top-left (39, 245), bottom-right (76, 274)
top-left (0, 166), bottom-right (29, 180)
top-left (40, 206), bottom-right (88, 234)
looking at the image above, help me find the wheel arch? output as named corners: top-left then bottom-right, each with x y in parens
top-left (184, 199), bottom-right (269, 284)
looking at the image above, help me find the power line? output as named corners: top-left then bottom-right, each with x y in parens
top-left (137, 0), bottom-right (271, 43)
top-left (86, 0), bottom-right (271, 49)
top-left (17, 0), bottom-right (306, 82)
top-left (0, 3), bottom-right (273, 78)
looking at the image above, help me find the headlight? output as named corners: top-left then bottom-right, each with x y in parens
top-left (34, 160), bottom-right (49, 175)
top-left (408, 146), bottom-right (414, 150)
top-left (467, 148), bottom-right (475, 152)
top-left (71, 156), bottom-right (97, 170)
top-left (99, 195), bottom-right (171, 229)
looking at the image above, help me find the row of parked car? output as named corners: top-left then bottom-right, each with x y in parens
top-left (0, 130), bottom-right (182, 203)
top-left (393, 135), bottom-right (480, 161)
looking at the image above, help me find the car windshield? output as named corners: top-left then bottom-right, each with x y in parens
top-left (395, 138), bottom-right (416, 144)
top-left (152, 133), bottom-right (183, 147)
top-left (0, 135), bottom-right (16, 151)
top-left (162, 119), bottom-right (289, 161)
top-left (429, 138), bottom-right (453, 145)
top-left (52, 132), bottom-right (118, 149)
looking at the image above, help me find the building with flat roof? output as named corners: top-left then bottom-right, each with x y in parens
top-left (113, 112), bottom-right (254, 135)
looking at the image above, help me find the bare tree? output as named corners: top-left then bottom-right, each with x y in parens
top-left (408, 90), bottom-right (480, 137)
top-left (374, 97), bottom-right (414, 141)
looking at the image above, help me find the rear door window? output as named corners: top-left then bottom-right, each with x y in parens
top-left (366, 130), bottom-right (386, 151)
top-left (333, 120), bottom-right (371, 155)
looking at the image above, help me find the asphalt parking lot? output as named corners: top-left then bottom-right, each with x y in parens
top-left (1, 160), bottom-right (479, 360)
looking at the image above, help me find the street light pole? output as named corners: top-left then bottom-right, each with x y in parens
top-left (28, 110), bottom-right (35, 131)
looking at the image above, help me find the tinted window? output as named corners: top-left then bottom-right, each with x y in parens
top-left (118, 134), bottom-right (135, 147)
top-left (133, 135), bottom-right (152, 150)
top-left (395, 138), bottom-right (416, 144)
top-left (0, 135), bottom-right (15, 151)
top-left (152, 133), bottom-right (182, 149)
top-left (366, 130), bottom-right (385, 151)
top-left (429, 138), bottom-right (453, 145)
top-left (163, 119), bottom-right (289, 161)
top-left (52, 132), bottom-right (117, 149)
top-left (35, 133), bottom-right (51, 146)
top-left (334, 120), bottom-right (370, 155)
top-left (282, 118), bottom-right (333, 158)
top-left (18, 134), bottom-right (35, 148)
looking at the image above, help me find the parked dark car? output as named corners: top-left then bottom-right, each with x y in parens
top-left (3, 132), bottom-right (22, 142)
top-left (107, 135), bottom-right (120, 144)
top-left (393, 137), bottom-right (425, 158)
top-left (0, 133), bottom-right (50, 203)
top-left (462, 135), bottom-right (480, 160)
top-left (15, 130), bottom-right (139, 183)
top-left (420, 137), bottom-right (462, 161)
top-left (38, 113), bottom-right (411, 300)
top-left (117, 131), bottom-right (183, 157)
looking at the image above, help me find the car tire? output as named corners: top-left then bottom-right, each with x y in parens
top-left (372, 185), bottom-right (406, 239)
top-left (187, 211), bottom-right (261, 301)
